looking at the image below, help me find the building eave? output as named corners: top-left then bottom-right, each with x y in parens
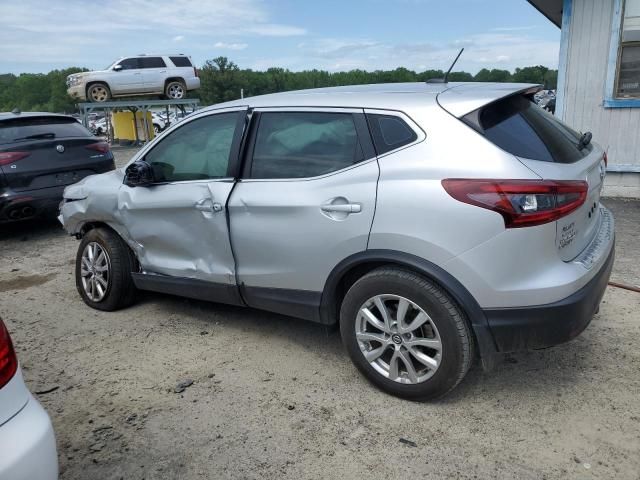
top-left (526, 0), bottom-right (563, 27)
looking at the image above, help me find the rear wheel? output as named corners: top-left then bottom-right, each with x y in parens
top-left (87, 83), bottom-right (111, 103)
top-left (340, 267), bottom-right (474, 400)
top-left (75, 228), bottom-right (137, 311)
top-left (165, 81), bottom-right (186, 100)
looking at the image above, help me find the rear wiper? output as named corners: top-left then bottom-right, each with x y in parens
top-left (578, 131), bottom-right (592, 150)
top-left (13, 132), bottom-right (56, 141)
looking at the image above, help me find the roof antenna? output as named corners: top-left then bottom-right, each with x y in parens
top-left (426, 48), bottom-right (465, 84)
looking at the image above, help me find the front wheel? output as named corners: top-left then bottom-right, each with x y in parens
top-left (87, 83), bottom-right (111, 103)
top-left (75, 227), bottom-right (137, 311)
top-left (340, 267), bottom-right (474, 400)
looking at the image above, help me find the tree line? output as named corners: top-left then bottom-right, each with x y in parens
top-left (0, 57), bottom-right (558, 113)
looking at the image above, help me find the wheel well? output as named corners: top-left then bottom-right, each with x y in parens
top-left (78, 222), bottom-right (140, 271)
top-left (327, 260), bottom-right (416, 325)
top-left (164, 77), bottom-right (185, 87)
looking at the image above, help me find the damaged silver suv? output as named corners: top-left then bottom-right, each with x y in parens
top-left (60, 83), bottom-right (615, 400)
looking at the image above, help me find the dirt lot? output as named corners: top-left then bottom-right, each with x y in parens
top-left (1, 148), bottom-right (639, 480)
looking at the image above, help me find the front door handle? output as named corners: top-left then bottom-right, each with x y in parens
top-left (195, 199), bottom-right (223, 213)
top-left (321, 203), bottom-right (361, 213)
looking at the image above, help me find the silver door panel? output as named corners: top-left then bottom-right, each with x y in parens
top-left (118, 180), bottom-right (236, 283)
top-left (229, 159), bottom-right (379, 292)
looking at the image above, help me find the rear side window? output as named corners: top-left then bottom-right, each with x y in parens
top-left (140, 57), bottom-right (166, 68)
top-left (0, 117), bottom-right (92, 145)
top-left (366, 114), bottom-right (417, 155)
top-left (170, 56), bottom-right (192, 67)
top-left (466, 95), bottom-right (590, 163)
top-left (249, 112), bottom-right (364, 179)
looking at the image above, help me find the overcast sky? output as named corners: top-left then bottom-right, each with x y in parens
top-left (0, 0), bottom-right (560, 74)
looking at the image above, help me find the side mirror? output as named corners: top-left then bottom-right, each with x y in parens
top-left (124, 161), bottom-right (154, 187)
top-left (113, 64), bottom-right (123, 72)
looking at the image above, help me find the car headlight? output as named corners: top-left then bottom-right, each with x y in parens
top-left (67, 76), bottom-right (81, 87)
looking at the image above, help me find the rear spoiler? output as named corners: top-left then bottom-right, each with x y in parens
top-left (437, 83), bottom-right (543, 118)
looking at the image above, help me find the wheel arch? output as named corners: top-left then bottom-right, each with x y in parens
top-left (76, 221), bottom-right (140, 270)
top-left (164, 77), bottom-right (186, 87)
top-left (321, 249), bottom-right (498, 360)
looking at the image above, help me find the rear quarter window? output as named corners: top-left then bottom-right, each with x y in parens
top-left (170, 56), bottom-right (192, 67)
top-left (464, 94), bottom-right (591, 163)
top-left (0, 117), bottom-right (92, 145)
top-left (366, 114), bottom-right (418, 155)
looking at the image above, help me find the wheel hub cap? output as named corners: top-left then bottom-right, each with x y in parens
top-left (80, 242), bottom-right (110, 302)
top-left (355, 294), bottom-right (442, 385)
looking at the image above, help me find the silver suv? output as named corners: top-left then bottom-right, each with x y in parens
top-left (59, 83), bottom-right (615, 399)
top-left (66, 54), bottom-right (200, 103)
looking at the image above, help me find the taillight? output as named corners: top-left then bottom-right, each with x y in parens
top-left (0, 151), bottom-right (30, 166)
top-left (603, 152), bottom-right (608, 167)
top-left (0, 319), bottom-right (18, 389)
top-left (442, 179), bottom-right (588, 228)
top-left (85, 142), bottom-right (110, 154)
top-left (194, 67), bottom-right (199, 78)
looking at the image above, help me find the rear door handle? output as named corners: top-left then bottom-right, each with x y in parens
top-left (321, 204), bottom-right (361, 213)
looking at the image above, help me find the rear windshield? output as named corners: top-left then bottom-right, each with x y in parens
top-left (0, 117), bottom-right (92, 145)
top-left (170, 56), bottom-right (192, 67)
top-left (464, 94), bottom-right (591, 163)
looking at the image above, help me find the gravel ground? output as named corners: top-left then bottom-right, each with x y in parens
top-left (1, 149), bottom-right (639, 480)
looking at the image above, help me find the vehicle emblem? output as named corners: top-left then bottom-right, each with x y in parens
top-left (56, 144), bottom-right (65, 153)
top-left (391, 334), bottom-right (403, 345)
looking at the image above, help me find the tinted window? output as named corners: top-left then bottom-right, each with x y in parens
top-left (117, 58), bottom-right (140, 70)
top-left (140, 57), bottom-right (166, 68)
top-left (145, 113), bottom-right (238, 182)
top-left (170, 56), bottom-right (192, 67)
top-left (0, 117), bottom-right (92, 145)
top-left (250, 112), bottom-right (364, 179)
top-left (468, 95), bottom-right (590, 163)
top-left (367, 114), bottom-right (417, 155)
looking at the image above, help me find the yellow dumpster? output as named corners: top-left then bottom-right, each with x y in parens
top-left (112, 111), bottom-right (154, 142)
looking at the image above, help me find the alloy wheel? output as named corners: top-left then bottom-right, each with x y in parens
top-left (80, 242), bottom-right (110, 302)
top-left (90, 86), bottom-right (108, 102)
top-left (167, 84), bottom-right (185, 99)
top-left (355, 294), bottom-right (442, 384)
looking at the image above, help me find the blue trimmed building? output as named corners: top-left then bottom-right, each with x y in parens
top-left (529, 0), bottom-right (640, 197)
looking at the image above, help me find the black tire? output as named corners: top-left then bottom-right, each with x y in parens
top-left (164, 80), bottom-right (186, 100)
top-left (87, 83), bottom-right (111, 103)
top-left (340, 267), bottom-right (474, 400)
top-left (75, 227), bottom-right (137, 311)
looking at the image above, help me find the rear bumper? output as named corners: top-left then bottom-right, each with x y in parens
top-left (0, 185), bottom-right (65, 223)
top-left (0, 394), bottom-right (58, 480)
top-left (484, 241), bottom-right (615, 352)
top-left (185, 77), bottom-right (201, 91)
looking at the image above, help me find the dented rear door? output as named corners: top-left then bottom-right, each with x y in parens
top-left (118, 108), bottom-right (246, 285)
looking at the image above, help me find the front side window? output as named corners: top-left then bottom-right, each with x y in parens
top-left (117, 58), bottom-right (140, 70)
top-left (250, 112), bottom-right (364, 179)
top-left (616, 0), bottom-right (640, 97)
top-left (144, 113), bottom-right (238, 182)
top-left (140, 57), bottom-right (166, 69)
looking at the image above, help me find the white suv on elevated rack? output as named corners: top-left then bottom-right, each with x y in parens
top-left (66, 54), bottom-right (200, 103)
